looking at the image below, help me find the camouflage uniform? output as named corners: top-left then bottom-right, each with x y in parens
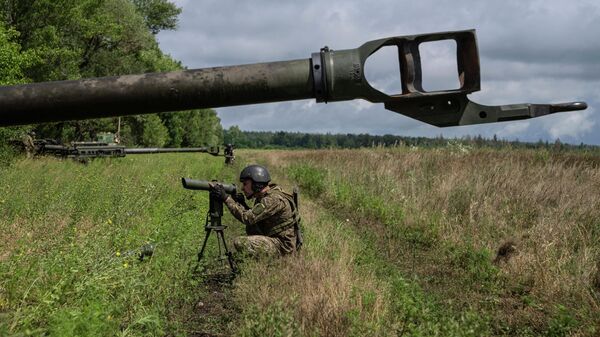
top-left (225, 184), bottom-right (297, 257)
top-left (224, 144), bottom-right (234, 165)
top-left (21, 133), bottom-right (35, 158)
top-left (224, 144), bottom-right (234, 157)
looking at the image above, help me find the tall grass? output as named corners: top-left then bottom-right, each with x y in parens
top-left (2, 147), bottom-right (599, 336)
top-left (0, 154), bottom-right (242, 336)
top-left (252, 147), bottom-right (600, 335)
top-left (231, 150), bottom-right (490, 336)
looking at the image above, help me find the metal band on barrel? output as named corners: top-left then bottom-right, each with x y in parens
top-left (311, 49), bottom-right (328, 103)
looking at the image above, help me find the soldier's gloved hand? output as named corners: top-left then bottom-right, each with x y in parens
top-left (211, 184), bottom-right (229, 202)
top-left (233, 193), bottom-right (246, 204)
top-left (234, 193), bottom-right (250, 209)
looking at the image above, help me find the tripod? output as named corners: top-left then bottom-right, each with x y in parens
top-left (196, 192), bottom-right (237, 273)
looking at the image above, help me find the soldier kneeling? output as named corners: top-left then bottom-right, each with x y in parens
top-left (211, 165), bottom-right (300, 258)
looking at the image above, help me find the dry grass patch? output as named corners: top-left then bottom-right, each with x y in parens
top-left (0, 213), bottom-right (74, 261)
top-left (235, 245), bottom-right (387, 336)
top-left (227, 156), bottom-right (391, 336)
top-left (260, 147), bottom-right (600, 334)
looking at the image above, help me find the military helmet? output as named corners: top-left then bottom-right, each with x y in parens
top-left (240, 165), bottom-right (271, 184)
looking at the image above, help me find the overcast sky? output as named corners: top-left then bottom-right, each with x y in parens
top-left (157, 0), bottom-right (599, 144)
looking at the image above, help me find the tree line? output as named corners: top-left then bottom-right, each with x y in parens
top-left (0, 0), bottom-right (222, 156)
top-left (223, 126), bottom-right (599, 152)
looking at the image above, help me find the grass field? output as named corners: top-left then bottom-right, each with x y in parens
top-left (1, 147), bottom-right (599, 336)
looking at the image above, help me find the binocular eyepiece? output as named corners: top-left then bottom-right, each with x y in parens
top-left (181, 178), bottom-right (237, 195)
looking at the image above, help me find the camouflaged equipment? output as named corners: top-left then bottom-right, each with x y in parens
top-left (0, 30), bottom-right (586, 128)
top-left (260, 188), bottom-right (300, 236)
top-left (233, 235), bottom-right (284, 258)
top-left (224, 144), bottom-right (235, 165)
top-left (292, 186), bottom-right (303, 250)
top-left (34, 143), bottom-right (220, 160)
top-left (181, 178), bottom-right (237, 195)
top-left (225, 185), bottom-right (297, 255)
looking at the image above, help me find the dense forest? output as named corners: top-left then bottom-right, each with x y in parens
top-left (0, 0), bottom-right (222, 152)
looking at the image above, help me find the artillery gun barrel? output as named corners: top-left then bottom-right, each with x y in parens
top-left (125, 147), bottom-right (216, 154)
top-left (0, 30), bottom-right (587, 128)
top-left (42, 144), bottom-right (68, 151)
top-left (0, 61), bottom-right (312, 126)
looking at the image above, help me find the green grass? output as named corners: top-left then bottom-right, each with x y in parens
top-left (0, 154), bottom-right (242, 336)
top-left (2, 148), bottom-right (599, 336)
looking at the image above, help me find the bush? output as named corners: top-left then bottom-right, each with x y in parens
top-left (288, 164), bottom-right (327, 198)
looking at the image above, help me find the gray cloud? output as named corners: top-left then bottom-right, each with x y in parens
top-left (158, 0), bottom-right (600, 144)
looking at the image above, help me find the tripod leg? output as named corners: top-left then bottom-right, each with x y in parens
top-left (197, 228), bottom-right (212, 262)
top-left (217, 230), bottom-right (237, 273)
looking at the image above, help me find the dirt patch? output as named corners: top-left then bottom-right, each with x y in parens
top-left (184, 272), bottom-right (238, 337)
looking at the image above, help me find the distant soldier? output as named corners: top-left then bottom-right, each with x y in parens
top-left (211, 165), bottom-right (301, 258)
top-left (21, 131), bottom-right (36, 158)
top-left (224, 143), bottom-right (235, 165)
